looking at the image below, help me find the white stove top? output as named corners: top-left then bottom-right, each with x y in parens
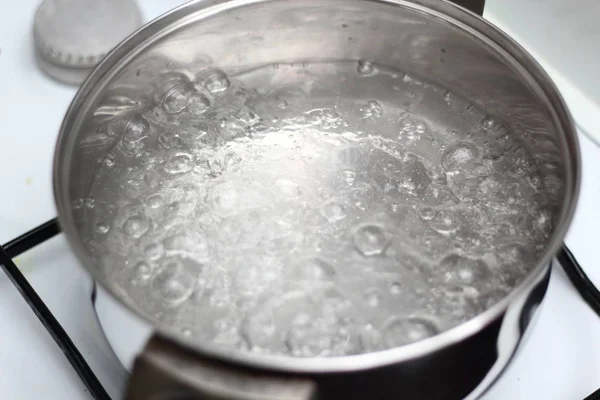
top-left (1, 1), bottom-right (599, 399)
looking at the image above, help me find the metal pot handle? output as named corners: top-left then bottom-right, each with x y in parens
top-left (125, 335), bottom-right (316, 400)
top-left (448, 0), bottom-right (485, 15)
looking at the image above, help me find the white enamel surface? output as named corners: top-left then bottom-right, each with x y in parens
top-left (0, 0), bottom-right (599, 398)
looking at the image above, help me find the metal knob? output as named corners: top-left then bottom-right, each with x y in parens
top-left (33, 0), bottom-right (143, 85)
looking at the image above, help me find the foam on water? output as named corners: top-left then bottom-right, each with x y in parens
top-left (79, 60), bottom-right (559, 357)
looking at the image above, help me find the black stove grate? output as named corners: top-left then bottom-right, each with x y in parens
top-left (0, 220), bottom-right (598, 400)
top-left (0, 219), bottom-right (111, 400)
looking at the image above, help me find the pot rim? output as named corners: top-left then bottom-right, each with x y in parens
top-left (53, 0), bottom-right (580, 373)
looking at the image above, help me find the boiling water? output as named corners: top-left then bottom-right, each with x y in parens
top-left (79, 60), bottom-right (558, 357)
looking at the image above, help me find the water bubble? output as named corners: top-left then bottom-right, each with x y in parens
top-left (120, 139), bottom-right (143, 156)
top-left (131, 261), bottom-right (152, 283)
top-left (304, 258), bottom-right (336, 280)
top-left (444, 91), bottom-right (452, 106)
top-left (157, 131), bottom-right (180, 149)
top-left (275, 179), bottom-right (301, 198)
top-left (162, 202), bottom-right (180, 220)
top-left (364, 288), bottom-right (381, 307)
top-left (315, 109), bottom-right (343, 129)
top-left (414, 123), bottom-right (426, 134)
top-left (163, 230), bottom-right (209, 258)
top-left (208, 290), bottom-right (231, 308)
top-left (357, 60), bottom-right (376, 76)
top-left (359, 324), bottom-right (382, 351)
top-left (396, 159), bottom-right (431, 196)
top-left (151, 260), bottom-right (197, 306)
top-left (82, 197), bottom-right (95, 209)
top-left (354, 224), bottom-right (390, 256)
top-left (497, 243), bottom-right (528, 265)
top-left (164, 153), bottom-right (193, 174)
top-left (95, 221), bottom-right (110, 235)
top-left (182, 327), bottom-right (192, 337)
top-left (285, 316), bottom-right (352, 357)
top-left (398, 178), bottom-right (416, 192)
top-left (398, 117), bottom-right (427, 143)
top-left (532, 208), bottom-right (554, 236)
top-left (429, 210), bottom-right (460, 235)
top-left (501, 148), bottom-right (538, 178)
top-left (382, 316), bottom-right (438, 347)
top-left (208, 158), bottom-right (224, 177)
top-left (275, 97), bottom-right (288, 109)
top-left (423, 184), bottom-right (459, 207)
top-left (223, 152), bottom-right (242, 170)
top-left (162, 84), bottom-right (191, 114)
top-left (361, 100), bottom-right (383, 119)
top-left (320, 200), bottom-right (347, 222)
top-left (104, 153), bottom-right (116, 168)
top-left (441, 142), bottom-right (480, 174)
top-left (467, 163), bottom-right (490, 179)
top-left (240, 312), bottom-right (277, 350)
top-left (402, 74), bottom-right (422, 85)
top-left (305, 110), bottom-right (322, 126)
top-left (145, 243), bottom-right (164, 261)
top-left (187, 92), bottom-right (211, 114)
top-left (264, 229), bottom-right (304, 256)
top-left (390, 281), bottom-right (402, 294)
top-left (341, 169), bottom-right (356, 185)
top-left (203, 70), bottom-right (230, 93)
top-left (418, 207), bottom-right (437, 221)
top-left (219, 109), bottom-right (260, 138)
top-left (441, 254), bottom-right (491, 284)
top-left (475, 176), bottom-right (502, 198)
top-left (209, 181), bottom-right (239, 217)
top-left (122, 214), bottom-right (150, 238)
top-left (481, 115), bottom-right (497, 130)
top-left (147, 194), bottom-right (163, 209)
top-left (123, 115), bottom-right (149, 143)
top-left (443, 285), bottom-right (480, 300)
top-left (526, 173), bottom-right (543, 192)
top-left (269, 86), bottom-right (306, 111)
top-left (152, 71), bottom-right (189, 95)
top-left (544, 174), bottom-right (563, 199)
top-left (233, 262), bottom-right (278, 297)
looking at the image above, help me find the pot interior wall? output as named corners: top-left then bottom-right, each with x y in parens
top-left (64, 0), bottom-right (568, 210)
top-left (54, 0), bottom-right (576, 361)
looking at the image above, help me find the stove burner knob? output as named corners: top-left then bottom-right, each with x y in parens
top-left (32, 0), bottom-right (143, 85)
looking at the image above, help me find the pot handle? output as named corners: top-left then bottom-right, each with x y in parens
top-left (448, 0), bottom-right (486, 16)
top-left (125, 334), bottom-right (317, 400)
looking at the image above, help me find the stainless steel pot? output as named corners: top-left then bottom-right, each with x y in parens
top-left (53, 0), bottom-right (580, 399)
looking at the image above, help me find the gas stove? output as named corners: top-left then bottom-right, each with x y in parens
top-left (1, 1), bottom-right (599, 399)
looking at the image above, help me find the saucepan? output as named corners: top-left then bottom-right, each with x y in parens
top-left (53, 0), bottom-right (580, 399)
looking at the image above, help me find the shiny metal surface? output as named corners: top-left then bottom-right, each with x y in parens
top-left (54, 0), bottom-right (580, 398)
top-left (94, 264), bottom-right (551, 399)
top-left (127, 335), bottom-right (317, 400)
